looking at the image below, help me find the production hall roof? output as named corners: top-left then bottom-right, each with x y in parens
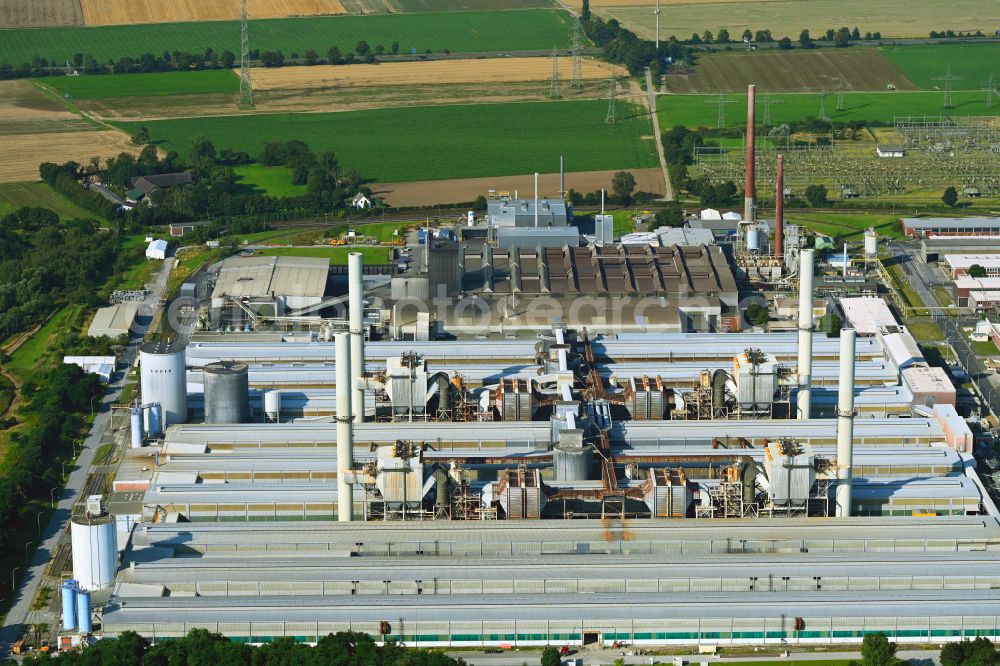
top-left (212, 256), bottom-right (329, 300)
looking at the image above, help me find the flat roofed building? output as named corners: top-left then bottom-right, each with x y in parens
top-left (145, 239), bottom-right (168, 260)
top-left (902, 217), bottom-right (1000, 239)
top-left (88, 302), bottom-right (139, 338)
top-left (487, 198), bottom-right (569, 228)
top-left (969, 291), bottom-right (1000, 312)
top-left (944, 254), bottom-right (1000, 278)
top-left (211, 256), bottom-right (329, 310)
top-left (838, 296), bottom-right (898, 335)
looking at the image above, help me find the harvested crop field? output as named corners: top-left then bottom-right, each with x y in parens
top-left (601, 0), bottom-right (1000, 40)
top-left (665, 49), bottom-right (917, 94)
top-left (0, 80), bottom-right (79, 120)
top-left (0, 130), bottom-right (137, 183)
top-left (80, 0), bottom-right (345, 26)
top-left (250, 57), bottom-right (619, 90)
top-left (342, 0), bottom-right (554, 12)
top-left (372, 168), bottom-right (664, 206)
top-left (0, 0), bottom-right (82, 28)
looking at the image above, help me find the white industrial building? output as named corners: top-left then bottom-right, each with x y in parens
top-left (63, 356), bottom-right (116, 383)
top-left (210, 255), bottom-right (330, 311)
top-left (838, 296), bottom-right (898, 335)
top-left (944, 254), bottom-right (1000, 278)
top-left (87, 303), bottom-right (139, 338)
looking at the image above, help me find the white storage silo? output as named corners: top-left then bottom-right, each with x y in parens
top-left (263, 389), bottom-right (281, 423)
top-left (140, 341), bottom-right (187, 427)
top-left (746, 225), bottom-right (761, 252)
top-left (864, 227), bottom-right (878, 257)
top-left (71, 513), bottom-right (119, 591)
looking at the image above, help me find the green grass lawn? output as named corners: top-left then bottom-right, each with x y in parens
top-left (881, 43), bottom-right (1000, 90)
top-left (0, 374), bottom-right (14, 417)
top-left (784, 212), bottom-right (901, 242)
top-left (0, 10), bottom-right (574, 65)
top-left (348, 221), bottom-right (411, 242)
top-left (233, 164), bottom-right (307, 197)
top-left (41, 70), bottom-right (238, 100)
top-left (972, 339), bottom-right (1000, 356)
top-left (907, 319), bottom-right (945, 342)
top-left (120, 100), bottom-right (657, 183)
top-left (0, 182), bottom-right (100, 220)
top-left (659, 90), bottom-right (997, 128)
top-left (255, 246), bottom-right (392, 264)
top-left (5, 305), bottom-right (78, 377)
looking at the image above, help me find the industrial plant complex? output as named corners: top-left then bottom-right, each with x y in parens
top-left (17, 83), bottom-right (1000, 658)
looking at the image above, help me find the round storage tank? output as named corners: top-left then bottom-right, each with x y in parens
top-left (553, 442), bottom-right (593, 481)
top-left (129, 408), bottom-right (143, 449)
top-left (71, 515), bottom-right (118, 591)
top-left (864, 227), bottom-right (878, 256)
top-left (203, 361), bottom-right (250, 424)
top-left (263, 389), bottom-right (281, 423)
top-left (746, 226), bottom-right (761, 252)
top-left (61, 580), bottom-right (78, 631)
top-left (140, 342), bottom-right (187, 427)
top-left (76, 588), bottom-right (92, 634)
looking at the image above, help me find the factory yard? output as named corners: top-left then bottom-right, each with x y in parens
top-left (249, 57), bottom-right (619, 90)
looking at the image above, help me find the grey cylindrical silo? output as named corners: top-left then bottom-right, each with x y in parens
top-left (139, 341), bottom-right (187, 427)
top-left (553, 435), bottom-right (592, 482)
top-left (203, 361), bottom-right (250, 424)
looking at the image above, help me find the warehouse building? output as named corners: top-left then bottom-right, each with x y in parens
top-left (837, 297), bottom-right (898, 336)
top-left (944, 254), bottom-right (1000, 278)
top-left (87, 302), bottom-right (139, 338)
top-left (902, 217), bottom-right (1000, 239)
top-left (487, 198), bottom-right (570, 228)
top-left (210, 256), bottom-right (330, 311)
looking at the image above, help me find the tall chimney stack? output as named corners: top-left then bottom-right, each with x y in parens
top-left (796, 249), bottom-right (814, 420)
top-left (348, 252), bottom-right (365, 424)
top-left (534, 172), bottom-right (539, 227)
top-left (835, 327), bottom-right (856, 517)
top-left (336, 332), bottom-right (354, 521)
top-left (774, 154), bottom-right (784, 259)
top-left (744, 84), bottom-right (756, 223)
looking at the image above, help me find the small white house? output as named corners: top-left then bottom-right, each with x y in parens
top-left (876, 145), bottom-right (906, 158)
top-left (351, 193), bottom-right (372, 209)
top-left (972, 319), bottom-right (993, 342)
top-left (145, 239), bottom-right (169, 260)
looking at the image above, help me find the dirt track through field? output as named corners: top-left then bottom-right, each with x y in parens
top-left (80, 0), bottom-right (345, 25)
top-left (0, 130), bottom-right (138, 183)
top-left (249, 57), bottom-right (621, 90)
top-left (0, 0), bottom-right (82, 28)
top-left (372, 168), bottom-right (665, 207)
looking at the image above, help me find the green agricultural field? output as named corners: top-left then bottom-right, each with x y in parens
top-left (783, 212), bottom-right (902, 242)
top-left (41, 70), bottom-right (238, 100)
top-left (659, 90), bottom-right (997, 129)
top-left (118, 100), bottom-right (658, 183)
top-left (0, 10), bottom-right (574, 66)
top-left (0, 182), bottom-right (99, 220)
top-left (881, 43), bottom-right (1000, 90)
top-left (233, 164), bottom-right (307, 197)
top-left (254, 246), bottom-right (392, 264)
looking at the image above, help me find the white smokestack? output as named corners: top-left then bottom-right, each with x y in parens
top-left (348, 252), bottom-right (365, 424)
top-left (835, 327), bottom-right (856, 518)
top-left (796, 249), bottom-right (815, 419)
top-left (336, 332), bottom-right (354, 521)
top-left (534, 172), bottom-right (539, 227)
top-left (842, 241), bottom-right (848, 279)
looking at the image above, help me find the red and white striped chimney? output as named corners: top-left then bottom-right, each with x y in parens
top-left (774, 154), bottom-right (784, 258)
top-left (744, 84), bottom-right (756, 223)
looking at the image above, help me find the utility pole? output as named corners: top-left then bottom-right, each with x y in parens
top-left (549, 46), bottom-right (561, 99)
top-left (239, 0), bottom-right (254, 109)
top-left (571, 21), bottom-right (584, 90)
top-left (760, 93), bottom-right (783, 127)
top-left (605, 74), bottom-right (619, 124)
top-left (987, 74), bottom-right (995, 110)
top-left (706, 94), bottom-right (736, 129)
top-left (818, 88), bottom-right (830, 121)
top-left (933, 66), bottom-right (962, 109)
top-left (836, 80), bottom-right (845, 112)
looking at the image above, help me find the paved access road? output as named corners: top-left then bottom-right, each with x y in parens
top-left (0, 258), bottom-right (173, 658)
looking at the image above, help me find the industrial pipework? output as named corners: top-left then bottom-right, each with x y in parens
top-left (335, 332), bottom-right (354, 521)
top-left (349, 252), bottom-right (365, 423)
top-left (774, 154), bottom-right (784, 258)
top-left (796, 249), bottom-right (815, 419)
top-left (836, 327), bottom-right (857, 517)
top-left (744, 84), bottom-right (756, 223)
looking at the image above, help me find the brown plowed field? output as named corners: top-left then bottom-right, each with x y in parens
top-left (0, 130), bottom-right (138, 183)
top-left (249, 57), bottom-right (619, 91)
top-left (0, 80), bottom-right (80, 121)
top-left (371, 168), bottom-right (664, 207)
top-left (0, 0), bottom-right (83, 28)
top-left (664, 49), bottom-right (918, 93)
top-left (80, 0), bottom-right (345, 26)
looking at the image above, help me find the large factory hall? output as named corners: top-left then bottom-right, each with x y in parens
top-left (56, 244), bottom-right (1000, 651)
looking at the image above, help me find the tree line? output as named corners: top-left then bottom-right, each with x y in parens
top-left (25, 629), bottom-right (468, 665)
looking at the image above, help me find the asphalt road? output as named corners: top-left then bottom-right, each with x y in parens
top-left (0, 259), bottom-right (173, 658)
